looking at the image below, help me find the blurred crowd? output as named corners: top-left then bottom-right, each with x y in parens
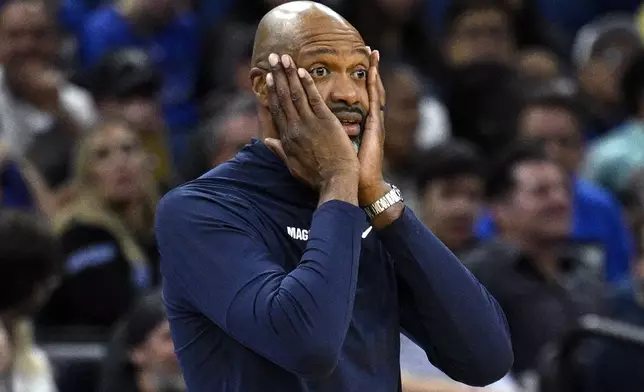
top-left (0, 0), bottom-right (644, 391)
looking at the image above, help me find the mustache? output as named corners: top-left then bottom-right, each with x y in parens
top-left (329, 104), bottom-right (366, 120)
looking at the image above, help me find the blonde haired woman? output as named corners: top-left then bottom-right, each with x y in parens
top-left (37, 120), bottom-right (160, 330)
top-left (0, 320), bottom-right (57, 392)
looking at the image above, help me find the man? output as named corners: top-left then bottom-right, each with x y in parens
top-left (0, 209), bottom-right (61, 319)
top-left (444, 0), bottom-right (516, 68)
top-left (584, 49), bottom-right (644, 196)
top-left (180, 93), bottom-right (259, 181)
top-left (0, 0), bottom-right (97, 188)
top-left (416, 141), bottom-right (485, 257)
top-left (80, 0), bottom-right (200, 162)
top-left (155, 2), bottom-right (512, 391)
top-left (464, 141), bottom-right (605, 379)
top-left (478, 87), bottom-right (634, 283)
top-left (88, 48), bottom-right (174, 184)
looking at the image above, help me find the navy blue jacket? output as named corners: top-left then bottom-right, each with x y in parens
top-left (155, 140), bottom-right (513, 391)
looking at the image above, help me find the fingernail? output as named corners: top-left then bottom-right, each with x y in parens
top-left (366, 46), bottom-right (371, 53)
top-left (375, 50), bottom-right (380, 62)
top-left (268, 53), bottom-right (279, 67)
top-left (297, 68), bottom-right (306, 78)
top-left (266, 73), bottom-right (273, 86)
top-left (281, 55), bottom-right (291, 68)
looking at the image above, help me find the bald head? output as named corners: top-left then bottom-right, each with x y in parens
top-left (251, 1), bottom-right (360, 69)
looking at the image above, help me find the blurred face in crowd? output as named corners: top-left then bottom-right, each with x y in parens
top-left (130, 320), bottom-right (181, 377)
top-left (136, 0), bottom-right (180, 26)
top-left (579, 30), bottom-right (641, 106)
top-left (494, 160), bottom-right (571, 241)
top-left (383, 67), bottom-right (421, 164)
top-left (376, 0), bottom-right (417, 24)
top-left (211, 113), bottom-right (259, 168)
top-left (446, 7), bottom-right (515, 67)
top-left (251, 4), bottom-right (370, 150)
top-left (87, 124), bottom-right (149, 204)
top-left (517, 49), bottom-right (561, 80)
top-left (519, 105), bottom-right (583, 174)
top-left (101, 96), bottom-right (164, 134)
top-left (421, 175), bottom-right (484, 252)
top-left (0, 2), bottom-right (57, 68)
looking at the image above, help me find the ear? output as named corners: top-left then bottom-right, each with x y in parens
top-left (129, 347), bottom-right (147, 367)
top-left (250, 67), bottom-right (268, 107)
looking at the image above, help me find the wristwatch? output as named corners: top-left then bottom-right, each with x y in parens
top-left (363, 184), bottom-right (403, 219)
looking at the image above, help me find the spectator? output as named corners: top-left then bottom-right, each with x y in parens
top-left (574, 14), bottom-right (642, 135)
top-left (588, 257), bottom-right (644, 392)
top-left (342, 0), bottom-right (444, 82)
top-left (99, 292), bottom-right (184, 392)
top-left (87, 48), bottom-right (174, 185)
top-left (0, 0), bottom-right (97, 189)
top-left (478, 86), bottom-right (634, 283)
top-left (584, 49), bottom-right (644, 196)
top-left (443, 0), bottom-right (517, 68)
top-left (38, 121), bottom-right (160, 329)
top-left (0, 210), bottom-right (62, 392)
top-left (415, 140), bottom-right (485, 257)
top-left (445, 61), bottom-right (522, 157)
top-left (464, 141), bottom-right (606, 380)
top-left (80, 0), bottom-right (200, 162)
top-left (0, 143), bottom-right (56, 218)
top-left (379, 63), bottom-right (432, 212)
top-left (516, 48), bottom-right (562, 81)
top-left (179, 93), bottom-right (258, 182)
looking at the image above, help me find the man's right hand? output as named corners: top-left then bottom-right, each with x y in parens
top-left (263, 53), bottom-right (359, 205)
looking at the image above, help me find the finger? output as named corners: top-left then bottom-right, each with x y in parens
top-left (264, 138), bottom-right (289, 163)
top-left (367, 50), bottom-right (382, 124)
top-left (282, 55), bottom-right (310, 117)
top-left (298, 68), bottom-right (330, 118)
top-left (265, 72), bottom-right (288, 132)
top-left (268, 53), bottom-right (299, 123)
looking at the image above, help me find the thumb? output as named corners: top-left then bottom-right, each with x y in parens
top-left (264, 138), bottom-right (288, 163)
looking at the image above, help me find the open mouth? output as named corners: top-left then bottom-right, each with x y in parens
top-left (335, 113), bottom-right (363, 136)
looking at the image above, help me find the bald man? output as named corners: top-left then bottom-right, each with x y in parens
top-left (155, 2), bottom-right (513, 391)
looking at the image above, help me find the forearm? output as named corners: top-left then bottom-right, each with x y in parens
top-left (318, 172), bottom-right (359, 206)
top-left (226, 200), bottom-right (364, 377)
top-left (52, 105), bottom-right (83, 136)
top-left (378, 208), bottom-right (513, 384)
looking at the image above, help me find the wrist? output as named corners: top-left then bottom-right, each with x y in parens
top-left (358, 181), bottom-right (390, 207)
top-left (319, 172), bottom-right (359, 206)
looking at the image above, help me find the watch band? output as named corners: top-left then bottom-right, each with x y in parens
top-left (363, 185), bottom-right (403, 219)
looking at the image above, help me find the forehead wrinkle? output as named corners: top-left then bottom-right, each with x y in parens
top-left (251, 1), bottom-right (360, 69)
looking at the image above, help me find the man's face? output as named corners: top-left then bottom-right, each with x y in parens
top-left (140, 0), bottom-right (179, 26)
top-left (447, 8), bottom-right (515, 67)
top-left (293, 24), bottom-right (370, 150)
top-left (211, 113), bottom-right (260, 167)
top-left (519, 105), bottom-right (583, 174)
top-left (496, 161), bottom-right (571, 241)
top-left (384, 68), bottom-right (420, 162)
top-left (421, 175), bottom-right (484, 251)
top-left (0, 3), bottom-right (57, 67)
top-left (131, 320), bottom-right (180, 375)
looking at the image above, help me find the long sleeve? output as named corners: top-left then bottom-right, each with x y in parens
top-left (155, 190), bottom-right (364, 379)
top-left (376, 208), bottom-right (513, 387)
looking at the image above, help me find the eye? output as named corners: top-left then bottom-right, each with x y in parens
top-left (310, 67), bottom-right (330, 78)
top-left (353, 69), bottom-right (368, 79)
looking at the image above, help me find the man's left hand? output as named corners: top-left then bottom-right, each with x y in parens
top-left (357, 49), bottom-right (389, 206)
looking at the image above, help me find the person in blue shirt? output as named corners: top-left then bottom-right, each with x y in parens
top-left (155, 2), bottom-right (513, 392)
top-left (79, 0), bottom-right (200, 162)
top-left (476, 86), bottom-right (633, 283)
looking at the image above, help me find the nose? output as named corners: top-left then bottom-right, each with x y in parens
top-left (330, 74), bottom-right (360, 106)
